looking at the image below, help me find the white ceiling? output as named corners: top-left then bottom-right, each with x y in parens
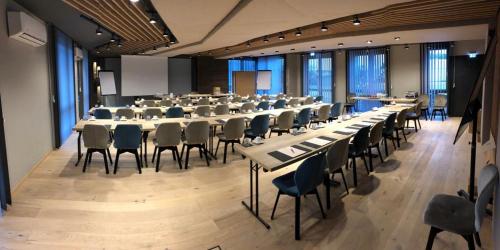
top-left (220, 24), bottom-right (489, 58)
top-left (151, 0), bottom-right (413, 56)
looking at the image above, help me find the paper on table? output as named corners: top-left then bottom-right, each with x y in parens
top-left (306, 137), bottom-right (331, 146)
top-left (278, 146), bottom-right (306, 158)
top-left (358, 121), bottom-right (374, 126)
top-left (337, 128), bottom-right (358, 133)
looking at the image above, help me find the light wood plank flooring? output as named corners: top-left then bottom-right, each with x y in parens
top-left (0, 118), bottom-right (493, 249)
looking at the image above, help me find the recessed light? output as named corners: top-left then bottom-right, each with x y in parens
top-left (320, 22), bottom-right (328, 32)
top-left (263, 36), bottom-right (269, 43)
top-left (117, 41), bottom-right (122, 48)
top-left (366, 40), bottom-right (373, 44)
top-left (275, 50), bottom-right (279, 53)
top-left (225, 47), bottom-right (230, 51)
top-left (246, 41), bottom-right (251, 48)
top-left (468, 51), bottom-right (478, 58)
top-left (311, 46), bottom-right (316, 49)
top-left (149, 17), bottom-right (156, 24)
top-left (96, 50), bottom-right (100, 54)
top-left (208, 51), bottom-right (212, 55)
top-left (165, 43), bottom-right (170, 48)
top-left (130, 0), bottom-right (139, 3)
top-left (260, 52), bottom-right (264, 55)
top-left (96, 26), bottom-right (102, 36)
top-left (353, 15), bottom-right (361, 26)
top-left (153, 46), bottom-right (157, 51)
top-left (290, 48), bottom-right (295, 51)
top-left (310, 52), bottom-right (315, 56)
top-left (295, 29), bottom-right (302, 37)
top-left (338, 42), bottom-right (344, 47)
top-left (394, 37), bottom-right (400, 41)
top-left (404, 44), bottom-right (409, 49)
top-left (163, 30), bottom-right (169, 38)
top-left (110, 34), bottom-right (116, 43)
top-left (278, 32), bottom-right (285, 40)
top-left (169, 40), bottom-right (176, 44)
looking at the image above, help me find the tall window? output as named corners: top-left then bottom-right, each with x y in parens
top-left (302, 52), bottom-right (333, 103)
top-left (227, 56), bottom-right (284, 95)
top-left (256, 55), bottom-right (285, 95)
top-left (421, 43), bottom-right (449, 109)
top-left (347, 47), bottom-right (389, 111)
top-left (228, 58), bottom-right (255, 93)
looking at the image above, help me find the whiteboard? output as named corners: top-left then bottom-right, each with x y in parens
top-left (121, 55), bottom-right (168, 96)
top-left (98, 71), bottom-right (117, 95)
top-left (256, 70), bottom-right (271, 90)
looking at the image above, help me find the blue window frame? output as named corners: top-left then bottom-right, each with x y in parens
top-left (302, 52), bottom-right (333, 103)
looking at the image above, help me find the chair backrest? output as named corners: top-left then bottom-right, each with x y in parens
top-left (218, 97), bottom-right (228, 104)
top-left (474, 164), bottom-right (499, 232)
top-left (256, 101), bottom-right (270, 110)
top-left (383, 112), bottom-right (397, 134)
top-left (434, 95), bottom-right (447, 107)
top-left (195, 105), bottom-right (211, 117)
top-left (143, 108), bottom-right (163, 118)
top-left (165, 107), bottom-right (184, 118)
top-left (198, 98), bottom-right (210, 105)
top-left (314, 96), bottom-right (323, 102)
top-left (414, 101), bottom-right (423, 116)
top-left (276, 93), bottom-right (286, 99)
top-left (418, 94), bottom-right (429, 107)
top-left (288, 98), bottom-right (299, 107)
top-left (330, 102), bottom-right (342, 118)
top-left (115, 108), bottom-right (134, 119)
top-left (250, 114), bottom-right (269, 136)
top-left (260, 95), bottom-right (270, 101)
top-left (273, 99), bottom-right (287, 109)
top-left (214, 104), bottom-right (230, 115)
top-left (369, 121), bottom-right (384, 145)
top-left (186, 120), bottom-right (209, 144)
top-left (113, 124), bottom-right (142, 149)
top-left (241, 102), bottom-right (255, 112)
top-left (277, 110), bottom-right (294, 130)
top-left (248, 96), bottom-right (257, 102)
top-left (156, 122), bottom-right (181, 147)
top-left (94, 109), bottom-right (112, 119)
top-left (317, 105), bottom-right (331, 121)
top-left (396, 109), bottom-right (408, 128)
top-left (351, 126), bottom-right (370, 153)
top-left (160, 99), bottom-right (173, 107)
top-left (295, 153), bottom-right (325, 195)
top-left (325, 137), bottom-right (350, 173)
top-left (304, 96), bottom-right (314, 105)
top-left (181, 98), bottom-right (192, 106)
top-left (346, 93), bottom-right (355, 104)
top-left (223, 117), bottom-right (245, 140)
top-left (296, 108), bottom-right (311, 125)
top-left (142, 100), bottom-right (157, 107)
top-left (83, 124), bottom-right (109, 149)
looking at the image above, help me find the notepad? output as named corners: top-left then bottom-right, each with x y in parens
top-left (278, 146), bottom-right (306, 158)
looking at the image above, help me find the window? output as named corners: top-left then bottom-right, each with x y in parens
top-left (421, 43), bottom-right (449, 109)
top-left (347, 47), bottom-right (389, 111)
top-left (302, 52), bottom-right (333, 103)
top-left (227, 56), bottom-right (285, 95)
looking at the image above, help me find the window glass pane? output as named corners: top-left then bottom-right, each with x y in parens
top-left (422, 43), bottom-right (448, 109)
top-left (227, 56), bottom-right (284, 95)
top-left (302, 52), bottom-right (333, 103)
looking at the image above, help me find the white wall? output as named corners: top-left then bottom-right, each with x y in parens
top-left (390, 44), bottom-right (421, 97)
top-left (0, 0), bottom-right (53, 189)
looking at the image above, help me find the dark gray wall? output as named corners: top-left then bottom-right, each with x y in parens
top-left (168, 58), bottom-right (192, 95)
top-left (102, 58), bottom-right (134, 106)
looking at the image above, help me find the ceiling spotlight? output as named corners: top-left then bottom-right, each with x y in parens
top-left (394, 37), bottom-right (400, 41)
top-left (246, 41), bottom-right (251, 48)
top-left (117, 40), bottom-right (123, 47)
top-left (295, 29), bottom-right (302, 37)
top-left (163, 30), bottom-right (169, 38)
top-left (275, 50), bottom-right (279, 53)
top-left (153, 46), bottom-right (157, 51)
top-left (169, 39), bottom-right (176, 44)
top-left (353, 15), bottom-right (361, 26)
top-left (106, 46), bottom-right (111, 51)
top-left (130, 0), bottom-right (139, 3)
top-left (278, 32), bottom-right (285, 40)
top-left (311, 46), bottom-right (316, 49)
top-left (208, 51), bottom-right (212, 55)
top-left (263, 36), bottom-right (269, 43)
top-left (96, 50), bottom-right (100, 54)
top-left (404, 44), bottom-right (409, 49)
top-left (96, 26), bottom-right (103, 36)
top-left (149, 17), bottom-right (156, 24)
top-left (260, 52), bottom-right (264, 55)
top-left (366, 40), bottom-right (373, 44)
top-left (165, 43), bottom-right (170, 48)
top-left (290, 48), bottom-right (295, 51)
top-left (320, 22), bottom-right (328, 32)
top-left (110, 34), bottom-right (116, 43)
top-left (450, 42), bottom-right (455, 48)
top-left (310, 52), bottom-right (315, 56)
top-left (468, 51), bottom-right (478, 58)
top-left (225, 47), bottom-right (230, 51)
top-left (338, 42), bottom-right (344, 47)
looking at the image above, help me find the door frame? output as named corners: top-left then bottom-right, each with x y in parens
top-left (0, 94), bottom-right (12, 211)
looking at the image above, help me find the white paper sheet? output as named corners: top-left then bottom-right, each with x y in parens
top-left (278, 146), bottom-right (305, 157)
top-left (306, 138), bottom-right (331, 146)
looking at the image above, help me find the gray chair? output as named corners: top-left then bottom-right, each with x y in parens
top-left (198, 98), bottom-right (210, 105)
top-left (270, 110), bottom-right (294, 136)
top-left (423, 164), bottom-right (498, 250)
top-left (82, 124), bottom-right (113, 174)
top-left (215, 117), bottom-right (245, 163)
top-left (232, 96), bottom-right (242, 103)
top-left (418, 94), bottom-right (430, 120)
top-left (260, 95), bottom-right (270, 101)
top-left (115, 108), bottom-right (135, 119)
top-left (218, 97), bottom-right (228, 104)
top-left (344, 94), bottom-right (356, 113)
top-left (195, 105), bottom-right (211, 117)
top-left (160, 99), bottom-right (173, 107)
top-left (142, 100), bottom-right (157, 107)
top-left (180, 121), bottom-right (210, 168)
top-left (288, 98), bottom-right (299, 107)
top-left (214, 104), bottom-right (230, 115)
top-left (247, 95), bottom-right (258, 102)
top-left (406, 101), bottom-right (423, 132)
top-left (303, 96), bottom-right (314, 105)
top-left (323, 136), bottom-right (350, 209)
top-left (152, 122), bottom-right (182, 171)
top-left (431, 95), bottom-right (447, 121)
top-left (310, 105), bottom-right (330, 126)
top-left (394, 109), bottom-right (408, 147)
top-left (240, 102), bottom-right (255, 113)
top-left (143, 108), bottom-right (163, 119)
top-left (367, 121), bottom-right (384, 171)
top-left (276, 93), bottom-right (286, 99)
top-left (180, 98), bottom-right (192, 106)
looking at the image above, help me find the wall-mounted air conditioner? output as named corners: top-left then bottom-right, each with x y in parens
top-left (7, 11), bottom-right (47, 47)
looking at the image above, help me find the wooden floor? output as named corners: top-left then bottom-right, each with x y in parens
top-left (0, 118), bottom-right (493, 249)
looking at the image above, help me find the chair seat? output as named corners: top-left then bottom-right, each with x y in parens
top-left (382, 130), bottom-right (393, 137)
top-left (244, 129), bottom-right (258, 138)
top-left (423, 194), bottom-right (475, 235)
top-left (406, 112), bottom-right (419, 119)
top-left (344, 103), bottom-right (354, 107)
top-left (348, 144), bottom-right (364, 157)
top-left (272, 171), bottom-right (299, 196)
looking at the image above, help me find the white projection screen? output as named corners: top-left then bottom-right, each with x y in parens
top-left (121, 55), bottom-right (168, 96)
top-left (256, 70), bottom-right (271, 90)
top-left (98, 71), bottom-right (117, 95)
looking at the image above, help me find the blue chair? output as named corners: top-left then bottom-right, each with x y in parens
top-left (270, 153), bottom-right (327, 240)
top-left (112, 124), bottom-right (142, 174)
top-left (165, 107), bottom-right (184, 118)
top-left (348, 126), bottom-right (371, 187)
top-left (292, 108), bottom-right (311, 129)
top-left (314, 96), bottom-right (323, 102)
top-left (328, 102), bottom-right (342, 122)
top-left (256, 101), bottom-right (270, 110)
top-left (273, 99), bottom-right (287, 109)
top-left (244, 114), bottom-right (269, 139)
top-left (94, 109), bottom-right (112, 119)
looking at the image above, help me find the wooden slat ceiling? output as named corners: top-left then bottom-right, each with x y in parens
top-left (202, 0), bottom-right (500, 58)
top-left (63, 0), bottom-right (172, 56)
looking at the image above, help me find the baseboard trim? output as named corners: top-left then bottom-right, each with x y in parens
top-left (10, 150), bottom-right (52, 196)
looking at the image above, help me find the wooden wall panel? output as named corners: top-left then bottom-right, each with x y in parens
top-left (195, 57), bottom-right (228, 94)
top-left (233, 72), bottom-right (256, 96)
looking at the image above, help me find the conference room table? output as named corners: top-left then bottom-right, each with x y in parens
top-left (352, 96), bottom-right (417, 103)
top-left (75, 103), bottom-right (326, 167)
top-left (234, 103), bottom-right (415, 229)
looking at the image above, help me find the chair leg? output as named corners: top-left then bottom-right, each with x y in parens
top-left (418, 118), bottom-right (422, 129)
top-left (223, 141), bottom-right (228, 164)
top-left (203, 144), bottom-right (210, 166)
top-left (324, 174), bottom-right (331, 209)
top-left (368, 148), bottom-right (373, 172)
top-left (463, 234), bottom-right (475, 250)
top-left (102, 150), bottom-right (109, 174)
top-left (384, 137), bottom-right (389, 157)
top-left (402, 128), bottom-right (407, 142)
top-left (425, 226), bottom-right (442, 250)
top-left (152, 146), bottom-right (157, 163)
top-left (184, 146), bottom-right (190, 169)
top-left (198, 147), bottom-right (203, 159)
top-left (232, 142), bottom-right (235, 153)
top-left (270, 191), bottom-right (281, 220)
top-left (106, 148), bottom-right (113, 164)
top-left (215, 140), bottom-right (221, 156)
top-left (414, 120), bottom-right (418, 132)
top-left (473, 232), bottom-right (481, 247)
top-left (156, 147), bottom-right (162, 172)
top-left (88, 152), bottom-right (93, 164)
top-left (172, 149), bottom-right (176, 160)
top-left (361, 154), bottom-right (370, 174)
top-left (339, 169), bottom-right (349, 194)
top-left (352, 157), bottom-right (357, 187)
top-left (134, 150), bottom-right (142, 174)
top-left (295, 196), bottom-right (301, 240)
top-left (82, 150), bottom-right (90, 173)
top-left (395, 130), bottom-right (401, 148)
top-left (175, 148), bottom-right (182, 169)
top-left (377, 145), bottom-right (384, 163)
top-left (391, 138), bottom-right (397, 150)
top-left (113, 149), bottom-right (120, 174)
top-left (314, 188), bottom-right (326, 219)
top-left (180, 144), bottom-right (185, 159)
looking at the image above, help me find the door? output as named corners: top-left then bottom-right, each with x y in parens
top-left (448, 55), bottom-right (484, 116)
top-left (0, 95), bottom-right (12, 211)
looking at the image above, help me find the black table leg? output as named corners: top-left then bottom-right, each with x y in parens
top-left (142, 131), bottom-right (150, 167)
top-left (75, 131), bottom-right (83, 166)
top-left (242, 160), bottom-right (271, 229)
top-left (208, 125), bottom-right (217, 160)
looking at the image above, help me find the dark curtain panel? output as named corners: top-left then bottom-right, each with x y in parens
top-left (420, 42), bottom-right (450, 109)
top-left (302, 52), bottom-right (334, 103)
